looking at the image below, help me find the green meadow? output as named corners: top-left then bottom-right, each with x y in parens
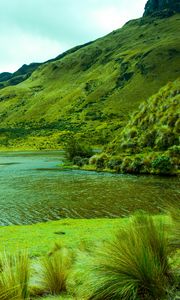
top-left (0, 218), bottom-right (123, 257)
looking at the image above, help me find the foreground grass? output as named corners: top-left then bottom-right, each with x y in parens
top-left (73, 214), bottom-right (176, 299)
top-left (0, 219), bottom-right (125, 299)
top-left (0, 215), bottom-right (179, 300)
top-left (0, 252), bottom-right (29, 300)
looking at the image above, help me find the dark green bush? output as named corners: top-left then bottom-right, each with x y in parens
top-left (151, 155), bottom-right (173, 174)
top-left (127, 127), bottom-right (138, 138)
top-left (120, 157), bottom-right (133, 173)
top-left (155, 129), bottom-right (178, 151)
top-left (140, 156), bottom-right (152, 174)
top-left (72, 156), bottom-right (84, 167)
top-left (140, 129), bottom-right (156, 148)
top-left (73, 157), bottom-right (89, 167)
top-left (129, 157), bottom-right (143, 174)
top-left (107, 156), bottom-right (123, 172)
top-left (96, 154), bottom-right (109, 170)
top-left (64, 137), bottom-right (93, 162)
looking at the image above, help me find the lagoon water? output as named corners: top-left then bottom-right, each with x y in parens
top-left (0, 151), bottom-right (179, 226)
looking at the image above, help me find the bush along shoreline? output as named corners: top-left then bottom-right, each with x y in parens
top-left (85, 149), bottom-right (179, 175)
top-left (63, 80), bottom-right (180, 176)
top-left (63, 144), bottom-right (179, 176)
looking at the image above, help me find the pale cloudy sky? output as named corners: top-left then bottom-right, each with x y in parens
top-left (0, 0), bottom-right (147, 73)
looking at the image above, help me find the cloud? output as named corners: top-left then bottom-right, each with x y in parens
top-left (0, 0), bottom-right (147, 72)
top-left (0, 29), bottom-right (65, 72)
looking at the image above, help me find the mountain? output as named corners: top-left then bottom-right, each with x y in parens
top-left (0, 3), bottom-right (179, 150)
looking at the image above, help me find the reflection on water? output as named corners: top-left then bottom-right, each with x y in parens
top-left (0, 151), bottom-right (179, 225)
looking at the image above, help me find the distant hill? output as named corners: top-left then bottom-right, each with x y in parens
top-left (0, 63), bottom-right (41, 89)
top-left (0, 42), bottom-right (93, 90)
top-left (0, 9), bottom-right (179, 149)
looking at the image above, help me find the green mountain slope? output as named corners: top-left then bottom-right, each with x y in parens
top-left (94, 79), bottom-right (179, 175)
top-left (0, 14), bottom-right (179, 149)
top-left (109, 79), bottom-right (180, 154)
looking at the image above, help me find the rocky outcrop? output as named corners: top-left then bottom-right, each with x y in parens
top-left (143, 0), bottom-right (180, 17)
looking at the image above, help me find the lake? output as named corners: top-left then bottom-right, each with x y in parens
top-left (0, 151), bottom-right (179, 225)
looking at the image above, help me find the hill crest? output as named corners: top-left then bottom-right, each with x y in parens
top-left (144, 0), bottom-right (180, 17)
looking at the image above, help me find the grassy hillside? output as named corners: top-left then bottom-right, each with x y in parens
top-left (109, 79), bottom-right (180, 154)
top-left (0, 14), bottom-right (179, 149)
top-left (88, 79), bottom-right (180, 175)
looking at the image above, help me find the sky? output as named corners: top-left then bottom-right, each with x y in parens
top-left (0, 0), bottom-right (147, 73)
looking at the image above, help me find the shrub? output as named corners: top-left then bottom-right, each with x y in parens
top-left (140, 156), bottom-right (152, 174)
top-left (73, 156), bottom-right (89, 167)
top-left (64, 137), bottom-right (93, 162)
top-left (0, 252), bottom-right (30, 300)
top-left (120, 141), bottom-right (139, 154)
top-left (129, 157), bottom-right (143, 173)
top-left (121, 157), bottom-right (133, 173)
top-left (39, 244), bottom-right (73, 295)
top-left (155, 128), bottom-right (178, 151)
top-left (95, 154), bottom-right (109, 170)
top-left (151, 155), bottom-right (173, 174)
top-left (107, 156), bottom-right (123, 172)
top-left (89, 155), bottom-right (98, 165)
top-left (168, 145), bottom-right (180, 157)
top-left (81, 157), bottom-right (89, 166)
top-left (75, 213), bottom-right (174, 300)
top-left (140, 129), bottom-right (156, 148)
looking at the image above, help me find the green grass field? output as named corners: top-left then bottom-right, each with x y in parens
top-left (0, 218), bottom-right (126, 257)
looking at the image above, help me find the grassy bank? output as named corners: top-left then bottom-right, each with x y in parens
top-left (0, 218), bottom-right (126, 257)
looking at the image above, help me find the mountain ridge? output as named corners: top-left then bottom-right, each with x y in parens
top-left (0, 41), bottom-right (93, 89)
top-left (144, 0), bottom-right (180, 17)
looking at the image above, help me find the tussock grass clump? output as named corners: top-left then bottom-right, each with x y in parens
top-left (0, 251), bottom-right (30, 300)
top-left (74, 213), bottom-right (175, 300)
top-left (39, 243), bottom-right (74, 295)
